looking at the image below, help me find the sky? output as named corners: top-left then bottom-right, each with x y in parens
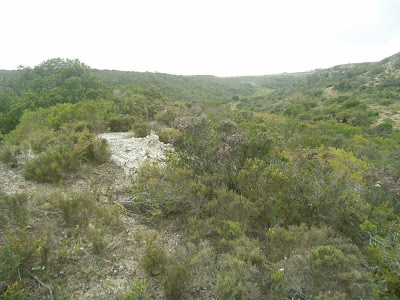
top-left (0, 0), bottom-right (399, 76)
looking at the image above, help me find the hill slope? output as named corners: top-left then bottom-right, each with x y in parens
top-left (1, 53), bottom-right (400, 299)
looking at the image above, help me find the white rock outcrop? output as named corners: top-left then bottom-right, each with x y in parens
top-left (98, 132), bottom-right (172, 174)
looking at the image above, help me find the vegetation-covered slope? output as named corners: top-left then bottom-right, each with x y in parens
top-left (1, 54), bottom-right (400, 299)
top-left (93, 69), bottom-right (310, 103)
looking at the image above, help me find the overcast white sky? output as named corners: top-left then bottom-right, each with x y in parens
top-left (0, 0), bottom-right (399, 76)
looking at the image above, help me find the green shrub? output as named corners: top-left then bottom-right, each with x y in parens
top-left (380, 98), bottom-right (394, 106)
top-left (226, 236), bottom-right (264, 267)
top-left (132, 122), bottom-right (152, 138)
top-left (158, 128), bottom-right (182, 145)
top-left (265, 225), bottom-right (375, 299)
top-left (205, 189), bottom-right (257, 229)
top-left (121, 280), bottom-right (151, 300)
top-left (216, 256), bottom-right (261, 300)
top-left (0, 143), bottom-right (19, 166)
top-left (315, 292), bottom-right (347, 300)
top-left (23, 147), bottom-right (71, 183)
top-left (0, 229), bottom-right (47, 284)
top-left (57, 191), bottom-right (95, 227)
top-left (372, 119), bottom-right (394, 135)
top-left (0, 147), bottom-right (15, 165)
top-left (217, 221), bottom-right (245, 242)
top-left (94, 203), bottom-right (124, 233)
top-left (188, 217), bottom-right (218, 244)
top-left (70, 130), bottom-right (110, 164)
top-left (132, 164), bottom-right (205, 219)
top-left (163, 263), bottom-right (188, 300)
top-left (0, 281), bottom-right (28, 300)
top-left (360, 207), bottom-right (400, 298)
top-left (23, 130), bottom-right (110, 183)
top-left (155, 110), bottom-right (177, 126)
top-left (8, 100), bottom-right (117, 142)
top-left (87, 223), bottom-right (106, 255)
top-left (26, 128), bottom-right (56, 153)
top-left (55, 225), bottom-right (82, 262)
top-left (309, 245), bottom-right (354, 272)
top-left (73, 121), bottom-right (92, 133)
top-left (141, 234), bottom-right (167, 276)
top-left (88, 138), bottom-right (111, 164)
top-left (0, 192), bottom-right (29, 228)
top-left (343, 99), bottom-right (361, 109)
top-left (108, 115), bottom-right (136, 132)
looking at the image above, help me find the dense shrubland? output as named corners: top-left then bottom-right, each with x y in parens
top-left (1, 54), bottom-right (400, 299)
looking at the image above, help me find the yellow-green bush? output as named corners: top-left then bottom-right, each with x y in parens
top-left (0, 281), bottom-right (28, 300)
top-left (158, 128), bottom-right (182, 145)
top-left (87, 223), bottom-right (106, 255)
top-left (94, 203), bottom-right (124, 233)
top-left (162, 263), bottom-right (188, 300)
top-left (155, 109), bottom-right (177, 126)
top-left (23, 130), bottom-right (110, 183)
top-left (0, 229), bottom-right (47, 284)
top-left (132, 121), bottom-right (152, 138)
top-left (24, 147), bottom-right (71, 183)
top-left (8, 100), bottom-right (118, 142)
top-left (57, 191), bottom-right (95, 227)
top-left (216, 256), bottom-right (261, 300)
top-left (0, 143), bottom-right (19, 166)
top-left (108, 115), bottom-right (136, 132)
top-left (141, 234), bottom-right (167, 276)
top-left (0, 192), bottom-right (29, 228)
top-left (132, 164), bottom-right (207, 220)
top-left (26, 128), bottom-right (56, 153)
top-left (121, 279), bottom-right (151, 300)
top-left (265, 225), bottom-right (376, 299)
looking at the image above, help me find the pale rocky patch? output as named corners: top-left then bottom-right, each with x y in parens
top-left (98, 132), bottom-right (172, 175)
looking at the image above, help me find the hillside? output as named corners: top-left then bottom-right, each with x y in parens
top-left (93, 69), bottom-right (310, 103)
top-left (238, 52), bottom-right (400, 125)
top-left (1, 53), bottom-right (400, 299)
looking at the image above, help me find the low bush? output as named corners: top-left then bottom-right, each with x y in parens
top-left (0, 143), bottom-right (19, 166)
top-left (265, 225), bottom-right (376, 299)
top-left (131, 164), bottom-right (206, 220)
top-left (87, 223), bottom-right (106, 255)
top-left (85, 138), bottom-right (111, 164)
top-left (0, 229), bottom-right (47, 284)
top-left (69, 130), bottom-right (111, 164)
top-left (55, 225), bottom-right (82, 263)
top-left (158, 128), bottom-right (182, 145)
top-left (163, 263), bottom-right (188, 300)
top-left (121, 279), bottom-right (151, 300)
top-left (23, 130), bottom-right (110, 183)
top-left (0, 281), bottom-right (28, 300)
top-left (57, 191), bottom-right (95, 227)
top-left (108, 115), bottom-right (136, 132)
top-left (0, 192), bottom-right (29, 228)
top-left (94, 203), bottom-right (124, 233)
top-left (216, 256), bottom-right (261, 300)
top-left (380, 98), bottom-right (394, 106)
top-left (343, 99), bottom-right (361, 109)
top-left (155, 110), bottom-right (177, 126)
top-left (26, 128), bottom-right (56, 153)
top-left (24, 147), bottom-right (71, 183)
top-left (141, 234), bottom-right (167, 276)
top-left (315, 291), bottom-right (347, 300)
top-left (132, 122), bottom-right (152, 138)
